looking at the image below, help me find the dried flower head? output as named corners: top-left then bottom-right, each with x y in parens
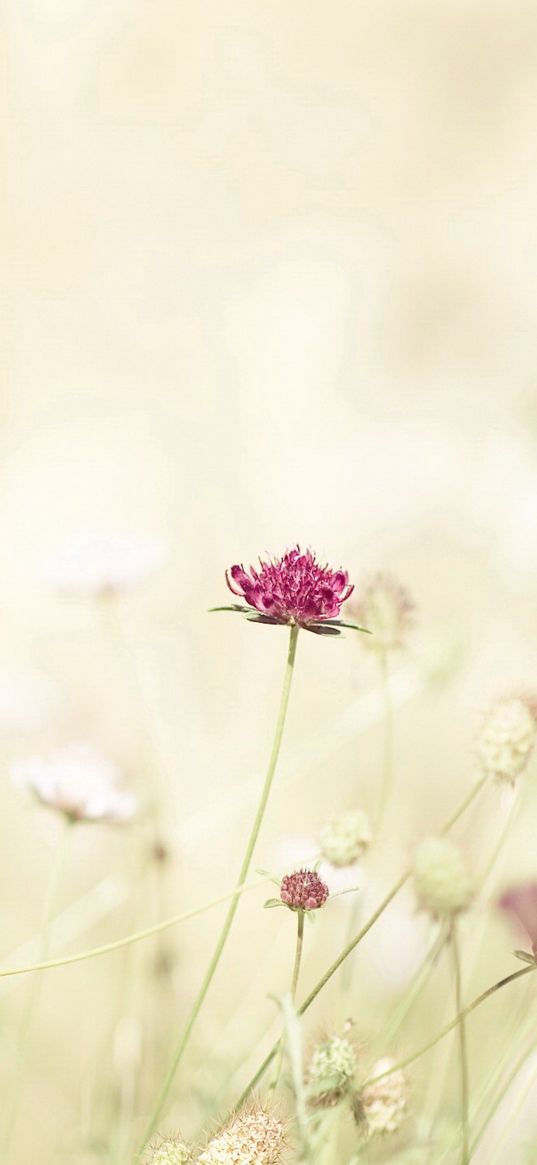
top-left (146, 1136), bottom-right (192, 1164)
top-left (360, 1058), bottom-right (408, 1136)
top-left (319, 809), bottom-right (372, 868)
top-left (413, 837), bottom-right (473, 919)
top-left (11, 744), bottom-right (137, 825)
top-left (280, 868), bottom-right (329, 912)
top-left (349, 572), bottom-right (414, 652)
top-left (307, 1034), bottom-right (357, 1107)
top-left (224, 546), bottom-right (357, 634)
top-left (197, 1107), bottom-right (284, 1165)
top-left (498, 884), bottom-right (537, 958)
top-left (476, 697), bottom-right (537, 784)
top-left (45, 533), bottom-right (165, 598)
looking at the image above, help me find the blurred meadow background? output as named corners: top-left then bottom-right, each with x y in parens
top-left (2, 1), bottom-right (537, 1162)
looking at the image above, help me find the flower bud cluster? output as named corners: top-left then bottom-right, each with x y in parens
top-left (319, 809), bottom-right (372, 868)
top-left (147, 1137), bottom-right (192, 1164)
top-left (360, 1058), bottom-right (408, 1136)
top-left (307, 1034), bottom-right (357, 1107)
top-left (413, 837), bottom-right (473, 919)
top-left (476, 697), bottom-right (537, 784)
top-left (280, 869), bottom-right (329, 912)
top-left (350, 572), bottom-right (414, 653)
top-left (197, 1109), bottom-right (284, 1165)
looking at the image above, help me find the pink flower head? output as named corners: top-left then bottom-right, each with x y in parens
top-left (280, 868), bottom-right (329, 912)
top-left (498, 884), bottom-right (537, 958)
top-left (223, 546), bottom-right (358, 634)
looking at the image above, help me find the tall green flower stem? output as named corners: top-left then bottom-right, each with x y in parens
top-left (137, 623), bottom-right (300, 1155)
top-left (451, 923), bottom-right (470, 1165)
top-left (272, 909), bottom-right (306, 1092)
top-left (234, 776), bottom-right (488, 1109)
top-left (0, 816), bottom-right (71, 1162)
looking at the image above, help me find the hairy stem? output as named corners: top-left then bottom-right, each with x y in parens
top-left (137, 624), bottom-right (299, 1155)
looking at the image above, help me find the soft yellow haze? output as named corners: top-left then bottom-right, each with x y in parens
top-left (1, 2), bottom-right (537, 1162)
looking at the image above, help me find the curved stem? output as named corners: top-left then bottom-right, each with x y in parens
top-left (0, 877), bottom-right (267, 979)
top-left (359, 963), bottom-right (536, 1091)
top-left (137, 624), bottom-right (299, 1156)
top-left (451, 923), bottom-right (470, 1164)
top-left (233, 777), bottom-right (487, 1109)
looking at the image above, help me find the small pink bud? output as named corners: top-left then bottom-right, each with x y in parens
top-left (280, 869), bottom-right (329, 912)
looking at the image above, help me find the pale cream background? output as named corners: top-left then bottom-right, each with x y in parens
top-left (2, 2), bottom-right (537, 1161)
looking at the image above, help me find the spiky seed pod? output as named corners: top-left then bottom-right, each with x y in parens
top-left (307, 1035), bottom-right (357, 1108)
top-left (413, 837), bottom-right (473, 919)
top-left (349, 572), bottom-right (414, 653)
top-left (197, 1108), bottom-right (284, 1165)
top-left (319, 809), bottom-right (372, 868)
top-left (476, 697), bottom-right (537, 784)
top-left (146, 1136), bottom-right (192, 1164)
top-left (360, 1058), bottom-right (408, 1136)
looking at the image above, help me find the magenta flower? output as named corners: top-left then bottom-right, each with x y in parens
top-left (498, 884), bottom-right (537, 958)
top-left (215, 546), bottom-right (368, 636)
top-left (280, 869), bottom-right (329, 912)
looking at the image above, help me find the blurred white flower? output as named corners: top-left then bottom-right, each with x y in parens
top-left (11, 744), bottom-right (137, 824)
top-left (413, 837), bottom-right (474, 919)
top-left (44, 533), bottom-right (165, 598)
top-left (476, 697), bottom-right (537, 784)
top-left (319, 808), bottom-right (372, 867)
top-left (361, 1057), bottom-right (408, 1136)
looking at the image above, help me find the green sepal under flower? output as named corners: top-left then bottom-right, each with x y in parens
top-left (209, 605), bottom-right (370, 636)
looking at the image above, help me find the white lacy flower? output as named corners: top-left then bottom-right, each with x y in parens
top-left (361, 1058), bottom-right (408, 1136)
top-left (11, 744), bottom-right (137, 824)
top-left (197, 1109), bottom-right (284, 1165)
top-left (45, 533), bottom-right (165, 597)
top-left (476, 697), bottom-right (537, 784)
